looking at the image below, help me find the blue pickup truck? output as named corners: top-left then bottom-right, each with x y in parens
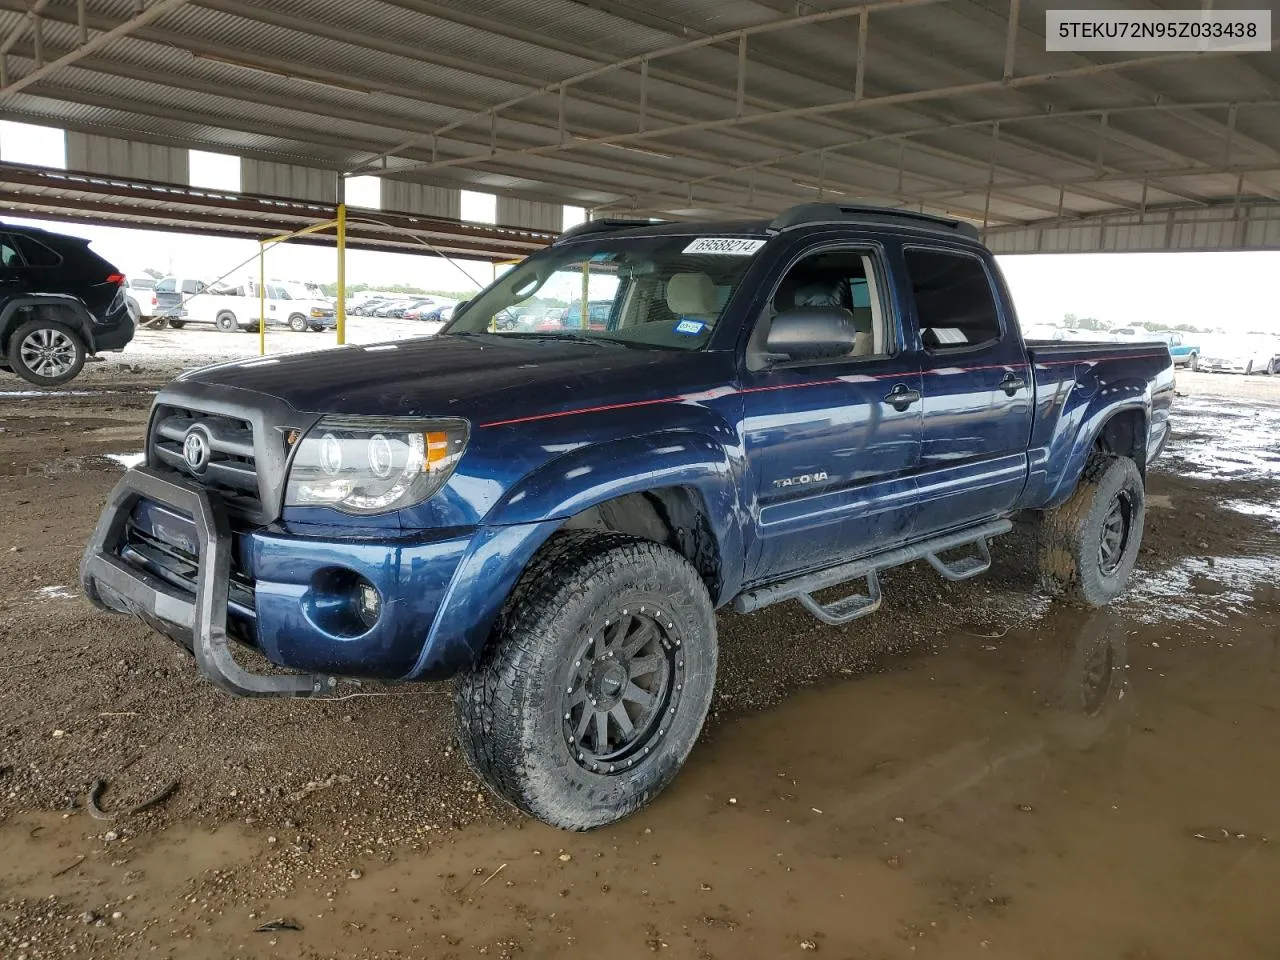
top-left (82, 204), bottom-right (1175, 829)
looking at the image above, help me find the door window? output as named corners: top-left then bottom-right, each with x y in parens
top-left (749, 247), bottom-right (890, 369)
top-left (180, 279), bottom-right (205, 295)
top-left (13, 235), bottom-right (61, 267)
top-left (904, 248), bottom-right (1001, 352)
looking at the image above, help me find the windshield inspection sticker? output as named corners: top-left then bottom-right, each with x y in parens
top-left (675, 319), bottom-right (707, 336)
top-left (682, 237), bottom-right (767, 256)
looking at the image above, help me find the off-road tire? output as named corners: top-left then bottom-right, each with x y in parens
top-left (6, 317), bottom-right (87, 386)
top-left (1037, 454), bottom-right (1145, 607)
top-left (456, 531), bottom-right (717, 831)
top-left (288, 314), bottom-right (308, 333)
top-left (215, 311), bottom-right (238, 333)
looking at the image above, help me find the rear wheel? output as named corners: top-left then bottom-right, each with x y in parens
top-left (215, 311), bottom-right (239, 333)
top-left (1187, 352), bottom-right (1199, 371)
top-left (167, 319), bottom-right (186, 330)
top-left (309, 324), bottom-right (325, 332)
top-left (1269, 358), bottom-right (1278, 376)
top-left (456, 531), bottom-right (717, 830)
top-left (6, 318), bottom-right (87, 387)
top-left (1037, 454), bottom-right (1145, 608)
top-left (288, 314), bottom-right (309, 333)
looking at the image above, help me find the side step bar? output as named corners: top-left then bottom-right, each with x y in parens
top-left (732, 519), bottom-right (1012, 625)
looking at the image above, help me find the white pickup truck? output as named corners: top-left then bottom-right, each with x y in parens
top-left (181, 279), bottom-right (336, 333)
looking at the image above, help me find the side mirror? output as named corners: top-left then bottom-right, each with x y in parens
top-left (765, 307), bottom-right (856, 362)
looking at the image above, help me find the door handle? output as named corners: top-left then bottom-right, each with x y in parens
top-left (1000, 374), bottom-right (1026, 396)
top-left (884, 383), bottom-right (921, 411)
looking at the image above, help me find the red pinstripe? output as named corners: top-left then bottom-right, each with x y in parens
top-left (477, 352), bottom-right (1170, 429)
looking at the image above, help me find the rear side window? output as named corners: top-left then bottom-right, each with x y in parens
top-left (13, 235), bottom-right (62, 267)
top-left (180, 279), bottom-right (204, 295)
top-left (0, 236), bottom-right (21, 268)
top-left (904, 248), bottom-right (1001, 351)
top-left (154, 278), bottom-right (176, 293)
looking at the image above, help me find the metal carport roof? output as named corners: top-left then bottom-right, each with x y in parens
top-left (0, 0), bottom-right (1277, 248)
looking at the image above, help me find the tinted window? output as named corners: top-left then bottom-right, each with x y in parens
top-left (154, 278), bottom-right (176, 293)
top-left (904, 248), bottom-right (1001, 351)
top-left (180, 279), bottom-right (202, 295)
top-left (0, 236), bottom-right (21, 268)
top-left (14, 235), bottom-right (62, 267)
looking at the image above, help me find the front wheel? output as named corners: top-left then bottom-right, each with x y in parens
top-left (7, 318), bottom-right (87, 386)
top-left (1036, 454), bottom-right (1145, 608)
top-left (1187, 352), bottom-right (1199, 371)
top-left (288, 314), bottom-right (308, 332)
top-left (456, 532), bottom-right (717, 830)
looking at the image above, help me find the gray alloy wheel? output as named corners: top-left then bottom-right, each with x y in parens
top-left (7, 319), bottom-right (87, 387)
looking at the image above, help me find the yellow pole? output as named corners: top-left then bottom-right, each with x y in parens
top-left (258, 242), bottom-right (266, 357)
top-left (336, 202), bottom-right (347, 346)
top-left (580, 260), bottom-right (589, 329)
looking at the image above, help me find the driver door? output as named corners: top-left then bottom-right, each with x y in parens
top-left (742, 242), bottom-right (923, 584)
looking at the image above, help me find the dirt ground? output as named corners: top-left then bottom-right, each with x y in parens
top-left (2, 347), bottom-right (1279, 959)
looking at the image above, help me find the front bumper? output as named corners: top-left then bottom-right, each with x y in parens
top-left (82, 467), bottom-right (332, 696)
top-left (81, 467), bottom-right (475, 696)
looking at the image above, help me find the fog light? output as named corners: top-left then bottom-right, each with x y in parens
top-left (357, 580), bottom-right (381, 628)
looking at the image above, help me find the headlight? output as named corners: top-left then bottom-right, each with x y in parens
top-left (309, 307), bottom-right (329, 318)
top-left (285, 417), bottom-right (468, 514)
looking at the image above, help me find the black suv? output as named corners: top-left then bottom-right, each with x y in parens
top-left (0, 222), bottom-right (135, 386)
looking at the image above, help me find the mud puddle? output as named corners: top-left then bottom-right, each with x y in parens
top-left (1163, 396), bottom-right (1280, 481)
top-left (5, 600), bottom-right (1279, 960)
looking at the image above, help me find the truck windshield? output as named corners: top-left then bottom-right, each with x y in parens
top-left (443, 233), bottom-right (763, 350)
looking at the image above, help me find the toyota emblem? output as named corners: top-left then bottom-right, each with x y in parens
top-left (182, 429), bottom-right (211, 473)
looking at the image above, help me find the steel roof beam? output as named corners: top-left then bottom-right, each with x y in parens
top-left (0, 0), bottom-right (191, 99)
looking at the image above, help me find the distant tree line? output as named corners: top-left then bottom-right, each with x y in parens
top-left (1062, 313), bottom-right (1212, 334)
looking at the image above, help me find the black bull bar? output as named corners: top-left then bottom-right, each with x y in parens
top-left (80, 466), bottom-right (334, 697)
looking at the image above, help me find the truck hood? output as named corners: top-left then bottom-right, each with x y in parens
top-left (178, 334), bottom-right (723, 423)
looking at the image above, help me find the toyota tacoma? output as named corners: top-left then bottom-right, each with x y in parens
top-left (82, 203), bottom-right (1175, 829)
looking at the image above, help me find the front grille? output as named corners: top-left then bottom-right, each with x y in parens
top-left (121, 521), bottom-right (257, 615)
top-left (151, 405), bottom-right (263, 514)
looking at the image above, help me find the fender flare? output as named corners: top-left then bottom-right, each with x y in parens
top-left (0, 295), bottom-right (95, 350)
top-left (404, 431), bottom-right (747, 679)
top-left (1046, 387), bottom-right (1150, 506)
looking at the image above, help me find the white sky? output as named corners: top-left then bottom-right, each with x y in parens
top-left (998, 251), bottom-right (1279, 334)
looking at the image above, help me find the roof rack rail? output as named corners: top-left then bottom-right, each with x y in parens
top-left (769, 203), bottom-right (980, 240)
top-left (553, 218), bottom-right (656, 244)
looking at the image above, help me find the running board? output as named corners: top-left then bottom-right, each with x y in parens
top-left (925, 537), bottom-right (993, 581)
top-left (732, 519), bottom-right (1012, 621)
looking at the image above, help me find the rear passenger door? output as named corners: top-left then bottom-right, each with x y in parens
top-left (742, 240), bottom-right (923, 583)
top-left (903, 246), bottom-right (1033, 536)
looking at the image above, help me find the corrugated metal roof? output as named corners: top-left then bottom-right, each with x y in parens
top-left (0, 0), bottom-right (1275, 243)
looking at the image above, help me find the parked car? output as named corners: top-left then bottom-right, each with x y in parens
top-left (148, 276), bottom-right (206, 328)
top-left (402, 299), bottom-right (440, 321)
top-left (0, 222), bottom-right (134, 385)
top-left (416, 300), bottom-right (458, 323)
top-left (181, 279), bottom-right (337, 333)
top-left (1200, 335), bottom-right (1280, 374)
top-left (559, 299), bottom-right (614, 329)
top-left (82, 203), bottom-right (1174, 831)
top-left (124, 276), bottom-right (156, 324)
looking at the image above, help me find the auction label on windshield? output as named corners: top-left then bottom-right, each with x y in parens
top-left (683, 237), bottom-right (767, 256)
top-left (1046, 10), bottom-right (1270, 51)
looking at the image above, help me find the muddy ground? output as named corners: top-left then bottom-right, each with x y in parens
top-left (1, 349), bottom-right (1279, 960)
